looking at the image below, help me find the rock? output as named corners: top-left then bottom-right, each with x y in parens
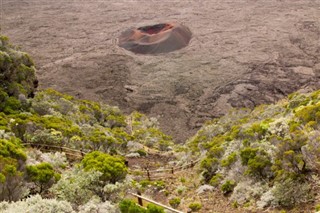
top-left (125, 153), bottom-right (140, 158)
top-left (126, 141), bottom-right (144, 152)
top-left (196, 185), bottom-right (214, 195)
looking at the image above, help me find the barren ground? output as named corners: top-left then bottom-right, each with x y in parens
top-left (2, 0), bottom-right (320, 143)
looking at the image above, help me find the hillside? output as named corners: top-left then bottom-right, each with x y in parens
top-left (0, 35), bottom-right (320, 212)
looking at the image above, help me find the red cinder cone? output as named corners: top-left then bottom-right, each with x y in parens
top-left (118, 22), bottom-right (192, 54)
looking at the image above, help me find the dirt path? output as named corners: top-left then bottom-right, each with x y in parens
top-left (2, 0), bottom-right (320, 142)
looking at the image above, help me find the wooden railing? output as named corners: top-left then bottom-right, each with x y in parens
top-left (130, 159), bottom-right (200, 181)
top-left (130, 192), bottom-right (184, 213)
top-left (22, 142), bottom-right (201, 180)
top-left (22, 143), bottom-right (87, 159)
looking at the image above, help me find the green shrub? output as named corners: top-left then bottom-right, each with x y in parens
top-left (221, 152), bottom-right (237, 167)
top-left (188, 202), bottom-right (202, 212)
top-left (221, 180), bottom-right (236, 194)
top-left (240, 147), bottom-right (258, 165)
top-left (246, 154), bottom-right (271, 177)
top-left (200, 157), bottom-right (219, 182)
top-left (146, 204), bottom-right (165, 213)
top-left (119, 199), bottom-right (165, 213)
top-left (209, 173), bottom-right (223, 187)
top-left (136, 149), bottom-right (147, 157)
top-left (119, 199), bottom-right (146, 213)
top-left (272, 178), bottom-right (312, 207)
top-left (26, 162), bottom-right (60, 194)
top-left (3, 97), bottom-right (22, 114)
top-left (81, 151), bottom-right (127, 183)
top-left (169, 197), bottom-right (181, 208)
top-left (0, 138), bottom-right (26, 161)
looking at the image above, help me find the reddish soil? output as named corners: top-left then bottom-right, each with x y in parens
top-left (1, 0), bottom-right (320, 143)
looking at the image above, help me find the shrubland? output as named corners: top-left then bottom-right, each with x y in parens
top-left (188, 91), bottom-right (320, 209)
top-left (0, 35), bottom-right (169, 212)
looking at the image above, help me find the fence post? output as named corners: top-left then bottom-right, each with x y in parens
top-left (146, 168), bottom-right (151, 181)
top-left (137, 191), bottom-right (143, 206)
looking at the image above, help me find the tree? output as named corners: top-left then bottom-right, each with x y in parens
top-left (26, 162), bottom-right (60, 194)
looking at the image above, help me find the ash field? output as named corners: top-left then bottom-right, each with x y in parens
top-left (2, 0), bottom-right (320, 142)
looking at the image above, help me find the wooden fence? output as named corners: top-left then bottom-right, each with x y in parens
top-left (130, 192), bottom-right (184, 213)
top-left (22, 143), bottom-right (87, 159)
top-left (22, 142), bottom-right (200, 181)
top-left (130, 159), bottom-right (200, 181)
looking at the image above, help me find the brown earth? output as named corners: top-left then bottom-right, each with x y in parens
top-left (1, 0), bottom-right (320, 143)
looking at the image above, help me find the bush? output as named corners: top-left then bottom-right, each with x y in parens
top-left (0, 194), bottom-right (74, 213)
top-left (146, 204), bottom-right (165, 213)
top-left (50, 168), bottom-right (102, 206)
top-left (221, 152), bottom-right (237, 167)
top-left (169, 197), bottom-right (181, 208)
top-left (188, 202), bottom-right (202, 212)
top-left (119, 199), bottom-right (146, 213)
top-left (221, 180), bottom-right (236, 194)
top-left (26, 162), bottom-right (60, 194)
top-left (240, 148), bottom-right (258, 165)
top-left (272, 178), bottom-right (312, 207)
top-left (81, 151), bottom-right (127, 183)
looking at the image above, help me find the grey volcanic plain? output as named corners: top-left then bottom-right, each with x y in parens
top-left (2, 0), bottom-right (320, 142)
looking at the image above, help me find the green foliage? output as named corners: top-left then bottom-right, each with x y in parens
top-left (0, 194), bottom-right (74, 213)
top-left (50, 168), bottom-right (102, 205)
top-left (26, 162), bottom-right (60, 193)
top-left (119, 199), bottom-right (165, 213)
top-left (0, 37), bottom-right (37, 99)
top-left (272, 178), bottom-right (312, 207)
top-left (169, 197), bottom-right (181, 208)
top-left (81, 151), bottom-right (127, 183)
top-left (119, 199), bottom-right (146, 213)
top-left (0, 138), bottom-right (26, 161)
top-left (240, 147), bottom-right (258, 165)
top-left (209, 173), bottom-right (223, 187)
top-left (221, 180), bottom-right (236, 194)
top-left (200, 157), bottom-right (219, 182)
top-left (2, 97), bottom-right (22, 114)
top-left (188, 202), bottom-right (202, 212)
top-left (136, 149), bottom-right (147, 157)
top-left (246, 154), bottom-right (271, 177)
top-left (240, 148), bottom-right (271, 177)
top-left (0, 156), bottom-right (24, 201)
top-left (221, 152), bottom-right (237, 167)
top-left (295, 103), bottom-right (320, 124)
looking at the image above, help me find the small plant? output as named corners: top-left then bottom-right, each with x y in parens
top-left (232, 201), bottom-right (238, 208)
top-left (188, 202), bottom-right (202, 212)
top-left (136, 149), bottom-right (147, 157)
top-left (221, 180), bottom-right (236, 194)
top-left (176, 185), bottom-right (186, 195)
top-left (180, 177), bottom-right (186, 183)
top-left (209, 173), bottom-right (223, 187)
top-left (169, 197), bottom-right (181, 208)
top-left (315, 204), bottom-right (320, 211)
top-left (221, 152), bottom-right (237, 167)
